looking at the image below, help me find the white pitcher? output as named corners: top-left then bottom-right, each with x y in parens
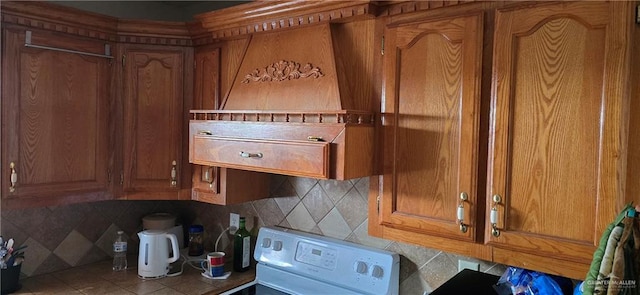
top-left (137, 230), bottom-right (179, 278)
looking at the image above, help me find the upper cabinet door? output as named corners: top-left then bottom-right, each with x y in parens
top-left (1, 28), bottom-right (111, 208)
top-left (379, 14), bottom-right (483, 241)
top-left (122, 46), bottom-right (184, 193)
top-left (487, 2), bottom-right (629, 263)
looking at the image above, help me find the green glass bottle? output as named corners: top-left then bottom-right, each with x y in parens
top-left (233, 217), bottom-right (251, 272)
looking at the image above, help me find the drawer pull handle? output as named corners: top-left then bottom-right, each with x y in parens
top-left (307, 136), bottom-right (323, 142)
top-left (198, 130), bottom-right (212, 135)
top-left (239, 151), bottom-right (263, 159)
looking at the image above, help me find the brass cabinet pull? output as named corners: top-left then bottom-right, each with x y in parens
top-left (457, 192), bottom-right (468, 233)
top-left (490, 194), bottom-right (502, 237)
top-left (9, 162), bottom-right (17, 193)
top-left (307, 136), bottom-right (323, 142)
top-left (170, 160), bottom-right (177, 187)
top-left (239, 151), bottom-right (263, 159)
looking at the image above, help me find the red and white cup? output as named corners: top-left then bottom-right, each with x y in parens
top-left (201, 252), bottom-right (225, 277)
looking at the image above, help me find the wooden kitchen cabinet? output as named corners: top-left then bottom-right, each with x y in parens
top-left (190, 45), bottom-right (269, 205)
top-left (120, 44), bottom-right (190, 200)
top-left (371, 1), bottom-right (640, 279)
top-left (486, 1), bottom-right (639, 278)
top-left (1, 27), bottom-right (112, 208)
top-left (373, 13), bottom-right (489, 256)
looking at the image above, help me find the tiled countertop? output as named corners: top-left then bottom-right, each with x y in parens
top-left (12, 256), bottom-right (255, 294)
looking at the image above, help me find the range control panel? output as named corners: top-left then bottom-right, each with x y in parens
top-left (254, 226), bottom-right (400, 295)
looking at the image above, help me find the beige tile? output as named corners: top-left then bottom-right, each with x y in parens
top-left (95, 224), bottom-right (122, 257)
top-left (386, 242), bottom-right (440, 269)
top-left (288, 177), bottom-right (317, 198)
top-left (445, 253), bottom-right (494, 272)
top-left (285, 203), bottom-right (316, 232)
top-left (352, 219), bottom-right (392, 250)
top-left (146, 288), bottom-right (185, 295)
top-left (335, 188), bottom-right (368, 230)
top-left (399, 271), bottom-right (432, 295)
top-left (301, 185), bottom-right (333, 223)
top-left (19, 274), bottom-right (73, 294)
top-left (252, 198), bottom-right (285, 227)
top-left (54, 230), bottom-right (94, 266)
top-left (352, 177), bottom-right (370, 200)
top-left (485, 263), bottom-right (508, 277)
top-left (122, 280), bottom-right (166, 294)
top-left (269, 174), bottom-right (288, 195)
top-left (317, 208), bottom-right (351, 240)
top-left (319, 179), bottom-right (353, 204)
top-left (100, 270), bottom-right (143, 287)
top-left (52, 267), bottom-right (96, 285)
top-left (20, 238), bottom-right (52, 276)
top-left (419, 253), bottom-right (458, 290)
top-left (169, 278), bottom-right (217, 295)
top-left (75, 279), bottom-right (129, 294)
top-left (272, 179), bottom-right (300, 216)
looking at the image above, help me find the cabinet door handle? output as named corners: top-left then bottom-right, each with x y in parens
top-left (239, 151), bottom-right (263, 159)
top-left (457, 192), bottom-right (468, 233)
top-left (170, 160), bottom-right (177, 187)
top-left (490, 194), bottom-right (502, 237)
top-left (198, 130), bottom-right (212, 135)
top-left (9, 162), bottom-right (17, 193)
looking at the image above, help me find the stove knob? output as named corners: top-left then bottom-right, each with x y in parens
top-left (371, 265), bottom-right (384, 278)
top-left (354, 261), bottom-right (368, 274)
top-left (261, 238), bottom-right (272, 248)
top-left (273, 240), bottom-right (283, 251)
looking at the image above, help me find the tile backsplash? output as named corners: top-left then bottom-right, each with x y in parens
top-left (0, 175), bottom-right (506, 294)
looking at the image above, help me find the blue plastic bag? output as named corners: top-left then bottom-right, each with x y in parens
top-left (496, 266), bottom-right (565, 295)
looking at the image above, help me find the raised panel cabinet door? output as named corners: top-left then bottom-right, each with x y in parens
top-left (123, 47), bottom-right (184, 192)
top-left (487, 2), bottom-right (631, 264)
top-left (379, 14), bottom-right (483, 241)
top-left (1, 28), bottom-right (110, 208)
top-left (194, 46), bottom-right (220, 110)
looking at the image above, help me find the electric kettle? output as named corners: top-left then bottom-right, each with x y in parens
top-left (137, 230), bottom-right (180, 278)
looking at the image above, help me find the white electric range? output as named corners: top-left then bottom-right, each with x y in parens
top-left (220, 226), bottom-right (400, 295)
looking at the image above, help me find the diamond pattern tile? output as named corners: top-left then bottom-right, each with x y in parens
top-left (335, 188), bottom-right (367, 230)
top-left (419, 252), bottom-right (458, 290)
top-left (317, 208), bottom-right (351, 239)
top-left (353, 177), bottom-right (370, 199)
top-left (301, 184), bottom-right (334, 223)
top-left (20, 237), bottom-right (52, 276)
top-left (252, 198), bottom-right (285, 227)
top-left (319, 179), bottom-right (353, 204)
top-left (1, 176), bottom-right (508, 295)
top-left (96, 224), bottom-right (124, 257)
top-left (54, 230), bottom-right (94, 266)
top-left (352, 219), bottom-right (392, 249)
top-left (288, 177), bottom-right (317, 197)
top-left (400, 271), bottom-right (433, 295)
top-left (286, 203), bottom-right (316, 232)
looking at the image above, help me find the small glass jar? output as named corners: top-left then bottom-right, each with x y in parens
top-left (188, 225), bottom-right (204, 256)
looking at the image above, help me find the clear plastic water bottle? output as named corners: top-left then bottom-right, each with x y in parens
top-left (112, 231), bottom-right (127, 271)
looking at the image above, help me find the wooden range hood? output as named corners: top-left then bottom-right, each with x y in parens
top-left (189, 6), bottom-right (378, 180)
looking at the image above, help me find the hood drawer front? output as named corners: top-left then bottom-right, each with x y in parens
top-left (191, 136), bottom-right (330, 179)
